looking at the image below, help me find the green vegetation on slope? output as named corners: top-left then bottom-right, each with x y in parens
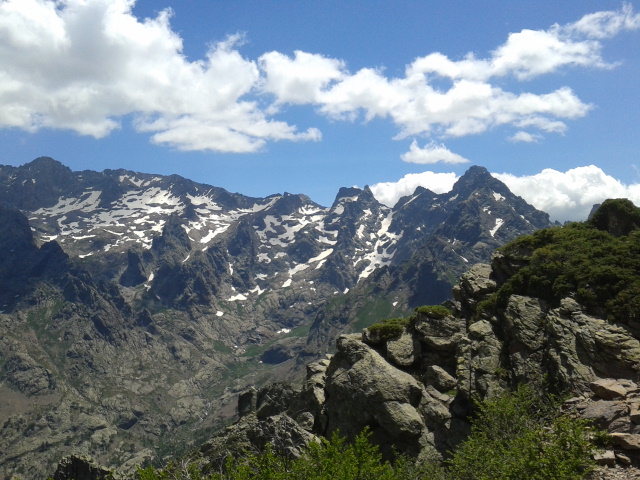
top-left (447, 383), bottom-right (598, 480)
top-left (136, 384), bottom-right (598, 480)
top-left (482, 199), bottom-right (640, 323)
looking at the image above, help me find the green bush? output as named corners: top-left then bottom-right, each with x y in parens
top-left (414, 305), bottom-right (452, 318)
top-left (138, 429), bottom-right (400, 480)
top-left (486, 211), bottom-right (640, 323)
top-left (366, 317), bottom-right (411, 341)
top-left (447, 383), bottom-right (597, 480)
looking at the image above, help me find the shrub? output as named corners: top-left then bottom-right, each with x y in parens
top-left (210, 428), bottom-right (399, 480)
top-left (447, 383), bottom-right (597, 480)
top-left (136, 386), bottom-right (599, 480)
top-left (487, 215), bottom-right (640, 323)
top-left (366, 317), bottom-right (411, 341)
top-left (414, 305), bottom-right (451, 319)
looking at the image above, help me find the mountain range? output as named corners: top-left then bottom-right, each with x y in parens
top-left (0, 157), bottom-right (554, 478)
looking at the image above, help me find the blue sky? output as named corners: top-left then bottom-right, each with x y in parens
top-left (0, 0), bottom-right (639, 221)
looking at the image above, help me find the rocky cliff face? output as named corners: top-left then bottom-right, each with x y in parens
top-left (0, 157), bottom-right (554, 478)
top-left (180, 200), bottom-right (640, 475)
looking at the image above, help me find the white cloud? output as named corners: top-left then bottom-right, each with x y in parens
top-left (370, 171), bottom-right (458, 207)
top-left (508, 131), bottom-right (542, 143)
top-left (495, 166), bottom-right (640, 222)
top-left (0, 2), bottom-right (637, 152)
top-left (371, 165), bottom-right (640, 223)
top-left (401, 140), bottom-right (469, 165)
top-left (0, 0), bottom-right (315, 152)
top-left (259, 5), bottom-right (628, 143)
top-left (565, 2), bottom-right (640, 39)
top-left (259, 50), bottom-right (345, 105)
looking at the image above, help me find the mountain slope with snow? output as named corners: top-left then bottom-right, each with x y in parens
top-left (0, 157), bottom-right (553, 477)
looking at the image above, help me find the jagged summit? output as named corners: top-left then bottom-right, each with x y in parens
top-left (447, 165), bottom-right (509, 199)
top-left (331, 185), bottom-right (364, 206)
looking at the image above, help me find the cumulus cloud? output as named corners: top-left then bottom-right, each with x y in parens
top-left (565, 2), bottom-right (640, 39)
top-left (495, 166), bottom-right (640, 222)
top-left (370, 171), bottom-right (459, 207)
top-left (401, 140), bottom-right (469, 164)
top-left (258, 4), bottom-right (635, 156)
top-left (0, 1), bottom-right (637, 154)
top-left (371, 165), bottom-right (640, 222)
top-left (0, 0), bottom-right (316, 152)
top-left (259, 50), bottom-right (345, 106)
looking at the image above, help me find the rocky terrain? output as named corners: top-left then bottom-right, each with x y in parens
top-left (0, 157), bottom-right (554, 478)
top-left (122, 199), bottom-right (640, 480)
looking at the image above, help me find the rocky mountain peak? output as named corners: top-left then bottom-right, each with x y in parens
top-left (270, 192), bottom-right (317, 215)
top-left (0, 157), bottom-right (80, 210)
top-left (448, 165), bottom-right (508, 199)
top-left (151, 214), bottom-right (193, 258)
top-left (331, 186), bottom-right (364, 207)
top-left (25, 156), bottom-right (71, 174)
top-left (394, 186), bottom-right (437, 209)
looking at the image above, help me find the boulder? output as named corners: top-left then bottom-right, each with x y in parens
top-left (414, 314), bottom-right (465, 353)
top-left (593, 450), bottom-right (616, 466)
top-left (580, 400), bottom-right (628, 430)
top-left (590, 379), bottom-right (628, 400)
top-left (386, 330), bottom-right (421, 367)
top-left (424, 365), bottom-right (456, 393)
top-left (610, 433), bottom-right (640, 450)
top-left (324, 334), bottom-right (432, 458)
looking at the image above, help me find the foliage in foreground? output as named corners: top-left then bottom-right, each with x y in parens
top-left (414, 304), bottom-right (452, 319)
top-left (136, 384), bottom-right (598, 480)
top-left (447, 383), bottom-right (598, 480)
top-left (137, 428), bottom-right (415, 480)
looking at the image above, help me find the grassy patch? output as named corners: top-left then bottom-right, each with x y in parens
top-left (350, 297), bottom-right (406, 333)
top-left (414, 305), bottom-right (451, 318)
top-left (366, 317), bottom-right (412, 341)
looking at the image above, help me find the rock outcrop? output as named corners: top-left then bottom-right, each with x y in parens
top-left (186, 202), bottom-right (640, 474)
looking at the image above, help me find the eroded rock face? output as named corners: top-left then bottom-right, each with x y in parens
top-left (2, 353), bottom-right (57, 396)
top-left (323, 334), bottom-right (432, 458)
top-left (198, 413), bottom-right (317, 472)
top-left (451, 261), bottom-right (640, 398)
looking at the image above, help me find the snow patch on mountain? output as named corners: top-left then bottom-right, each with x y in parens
top-left (490, 218), bottom-right (505, 237)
